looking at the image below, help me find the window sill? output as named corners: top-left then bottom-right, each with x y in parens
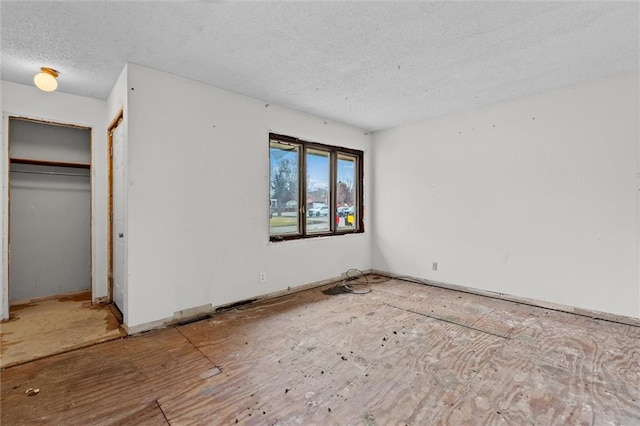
top-left (268, 230), bottom-right (365, 245)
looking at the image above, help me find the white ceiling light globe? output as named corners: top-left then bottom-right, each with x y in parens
top-left (34, 68), bottom-right (59, 92)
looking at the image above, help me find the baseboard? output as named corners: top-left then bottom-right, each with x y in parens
top-left (370, 269), bottom-right (640, 328)
top-left (10, 289), bottom-right (91, 306)
top-left (122, 271), bottom-right (371, 335)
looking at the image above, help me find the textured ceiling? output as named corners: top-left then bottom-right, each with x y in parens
top-left (1, 1), bottom-right (638, 131)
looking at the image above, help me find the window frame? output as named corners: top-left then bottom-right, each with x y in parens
top-left (269, 133), bottom-right (364, 242)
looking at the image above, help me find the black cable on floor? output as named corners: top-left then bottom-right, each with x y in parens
top-left (340, 268), bottom-right (371, 294)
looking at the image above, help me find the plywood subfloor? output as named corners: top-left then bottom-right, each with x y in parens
top-left (0, 293), bottom-right (125, 368)
top-left (2, 276), bottom-right (639, 425)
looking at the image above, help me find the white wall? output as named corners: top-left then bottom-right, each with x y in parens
top-left (1, 81), bottom-right (108, 319)
top-left (372, 71), bottom-right (640, 319)
top-left (124, 64), bottom-right (371, 328)
top-left (107, 65), bottom-right (128, 124)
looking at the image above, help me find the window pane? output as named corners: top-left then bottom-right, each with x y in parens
top-left (270, 141), bottom-right (299, 236)
top-left (306, 149), bottom-right (330, 233)
top-left (337, 154), bottom-right (357, 230)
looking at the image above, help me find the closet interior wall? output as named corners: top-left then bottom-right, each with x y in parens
top-left (8, 118), bottom-right (92, 302)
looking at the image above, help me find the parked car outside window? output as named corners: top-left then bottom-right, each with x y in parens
top-left (337, 206), bottom-right (354, 217)
top-left (308, 205), bottom-right (329, 217)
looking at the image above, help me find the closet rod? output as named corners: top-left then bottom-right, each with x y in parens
top-left (10, 170), bottom-right (89, 178)
top-left (9, 157), bottom-right (90, 169)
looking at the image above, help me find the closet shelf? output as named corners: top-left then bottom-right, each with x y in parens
top-left (9, 157), bottom-right (90, 169)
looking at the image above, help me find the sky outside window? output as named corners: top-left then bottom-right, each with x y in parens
top-left (307, 152), bottom-right (329, 192)
top-left (337, 155), bottom-right (356, 229)
top-left (306, 150), bottom-right (330, 233)
top-left (269, 142), bottom-right (299, 236)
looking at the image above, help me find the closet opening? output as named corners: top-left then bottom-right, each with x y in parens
top-left (8, 117), bottom-right (92, 305)
top-left (2, 116), bottom-right (125, 368)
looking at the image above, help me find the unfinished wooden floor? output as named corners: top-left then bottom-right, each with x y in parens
top-left (0, 292), bottom-right (125, 369)
top-left (2, 276), bottom-right (639, 425)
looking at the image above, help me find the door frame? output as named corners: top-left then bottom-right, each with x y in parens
top-left (5, 115), bottom-right (93, 308)
top-left (107, 109), bottom-right (123, 304)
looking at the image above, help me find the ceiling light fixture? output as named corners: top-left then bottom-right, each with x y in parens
top-left (34, 67), bottom-right (59, 92)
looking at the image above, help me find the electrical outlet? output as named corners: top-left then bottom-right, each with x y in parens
top-left (432, 262), bottom-right (438, 271)
top-left (259, 272), bottom-right (267, 283)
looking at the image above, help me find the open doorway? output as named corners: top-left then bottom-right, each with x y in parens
top-left (1, 116), bottom-right (124, 368)
top-left (8, 117), bottom-right (92, 303)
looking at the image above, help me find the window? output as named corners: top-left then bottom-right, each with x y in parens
top-left (269, 133), bottom-right (363, 241)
